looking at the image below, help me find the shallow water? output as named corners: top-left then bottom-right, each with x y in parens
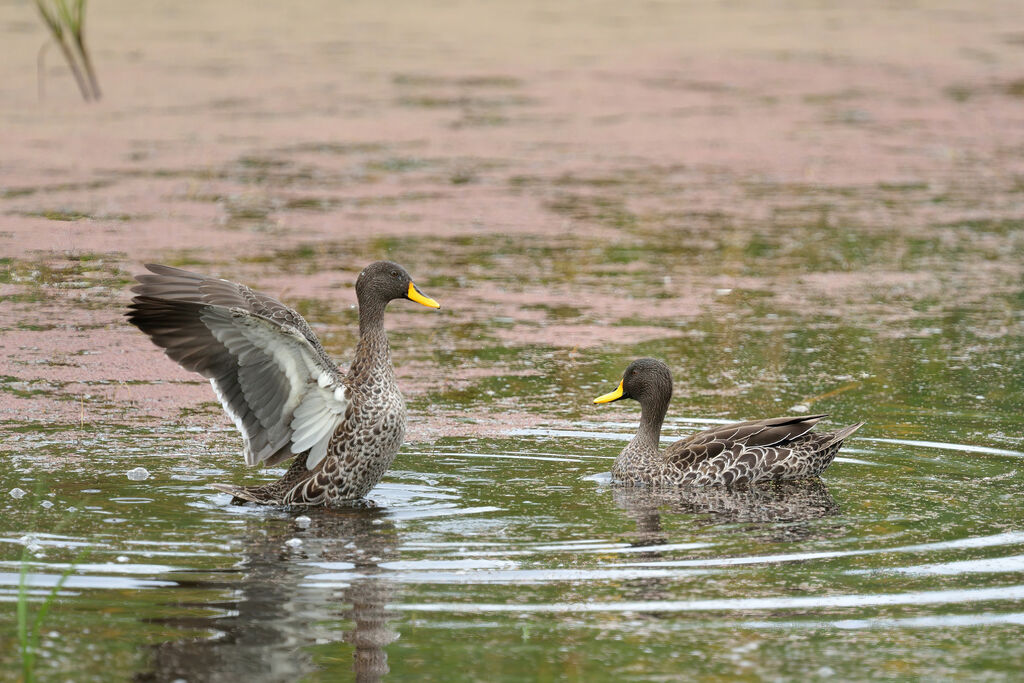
top-left (4, 328), bottom-right (1024, 680)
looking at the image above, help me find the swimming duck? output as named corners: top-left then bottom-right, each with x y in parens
top-left (593, 358), bottom-right (863, 487)
top-left (126, 261), bottom-right (440, 505)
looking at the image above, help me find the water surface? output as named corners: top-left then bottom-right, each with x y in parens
top-left (4, 309), bottom-right (1024, 680)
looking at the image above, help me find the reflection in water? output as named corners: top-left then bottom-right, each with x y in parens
top-left (604, 479), bottom-right (841, 604)
top-left (344, 576), bottom-right (398, 682)
top-left (135, 506), bottom-right (399, 683)
top-left (613, 478), bottom-right (840, 546)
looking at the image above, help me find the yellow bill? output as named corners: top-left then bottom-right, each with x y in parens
top-left (593, 379), bottom-right (624, 404)
top-left (407, 281), bottom-right (440, 309)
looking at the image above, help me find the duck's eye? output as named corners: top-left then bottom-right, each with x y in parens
top-left (391, 270), bottom-right (400, 278)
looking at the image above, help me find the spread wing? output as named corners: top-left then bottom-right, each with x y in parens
top-left (130, 264), bottom-right (335, 368)
top-left (664, 414), bottom-right (827, 469)
top-left (126, 264), bottom-right (348, 470)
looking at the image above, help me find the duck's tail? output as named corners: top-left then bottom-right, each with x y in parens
top-left (209, 482), bottom-right (281, 505)
top-left (825, 422), bottom-right (865, 447)
top-left (804, 422), bottom-right (864, 478)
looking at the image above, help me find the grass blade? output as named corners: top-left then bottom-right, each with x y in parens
top-left (17, 546), bottom-right (33, 682)
top-left (33, 0), bottom-right (95, 101)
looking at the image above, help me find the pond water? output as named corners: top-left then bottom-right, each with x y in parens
top-left (4, 292), bottom-right (1024, 680)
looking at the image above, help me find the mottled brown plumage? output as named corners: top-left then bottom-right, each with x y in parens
top-left (594, 358), bottom-right (863, 487)
top-left (126, 261), bottom-right (439, 505)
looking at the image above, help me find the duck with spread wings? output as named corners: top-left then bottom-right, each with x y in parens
top-left (126, 261), bottom-right (440, 505)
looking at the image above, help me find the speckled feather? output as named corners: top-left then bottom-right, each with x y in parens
top-left (601, 358), bottom-right (863, 488)
top-left (126, 262), bottom-right (431, 506)
top-left (268, 323), bottom-right (407, 505)
top-left (612, 415), bottom-right (863, 487)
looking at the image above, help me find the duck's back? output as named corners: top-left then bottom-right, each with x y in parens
top-left (663, 415), bottom-right (862, 487)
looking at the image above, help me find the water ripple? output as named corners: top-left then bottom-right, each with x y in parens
top-left (395, 583), bottom-right (1024, 614)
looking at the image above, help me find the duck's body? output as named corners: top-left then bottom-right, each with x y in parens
top-left (611, 413), bottom-right (862, 488)
top-left (595, 358), bottom-right (863, 488)
top-left (126, 261), bottom-right (439, 505)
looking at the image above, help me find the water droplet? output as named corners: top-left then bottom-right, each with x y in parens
top-left (790, 404), bottom-right (810, 413)
top-left (116, 556), bottom-right (130, 563)
top-left (127, 467), bottom-right (150, 481)
top-left (285, 538), bottom-right (303, 547)
top-left (294, 515), bottom-right (312, 528)
top-left (9, 488), bottom-right (26, 499)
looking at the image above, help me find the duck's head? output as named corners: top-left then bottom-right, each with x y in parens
top-left (593, 357), bottom-right (673, 406)
top-left (356, 260), bottom-right (440, 309)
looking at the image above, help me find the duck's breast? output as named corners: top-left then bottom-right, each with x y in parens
top-left (325, 384), bottom-right (406, 499)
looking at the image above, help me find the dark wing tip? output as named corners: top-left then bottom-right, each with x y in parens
top-left (823, 421), bottom-right (865, 447)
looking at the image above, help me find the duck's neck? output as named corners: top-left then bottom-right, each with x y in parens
top-left (350, 298), bottom-right (394, 383)
top-left (613, 397), bottom-right (669, 480)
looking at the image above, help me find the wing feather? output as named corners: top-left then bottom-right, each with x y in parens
top-left (127, 264), bottom-right (350, 471)
top-left (132, 263), bottom-right (337, 371)
top-left (665, 414), bottom-right (828, 470)
top-left (199, 305), bottom-right (348, 468)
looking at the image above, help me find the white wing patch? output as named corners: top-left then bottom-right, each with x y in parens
top-left (201, 307), bottom-right (349, 471)
top-left (291, 381), bottom-right (348, 469)
top-left (209, 376), bottom-right (252, 450)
